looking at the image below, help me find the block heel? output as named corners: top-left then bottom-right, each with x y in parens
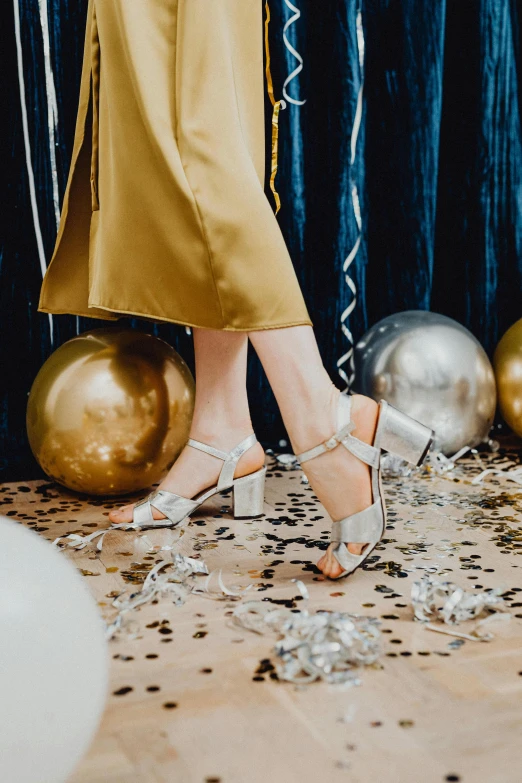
top-left (233, 467), bottom-right (266, 519)
top-left (376, 400), bottom-right (434, 467)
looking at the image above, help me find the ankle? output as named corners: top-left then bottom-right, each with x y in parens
top-left (285, 383), bottom-right (340, 455)
top-left (189, 419), bottom-right (256, 452)
top-left (285, 390), bottom-right (380, 456)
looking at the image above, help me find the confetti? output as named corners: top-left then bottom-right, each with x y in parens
top-left (411, 576), bottom-right (508, 626)
top-left (233, 598), bottom-right (381, 685)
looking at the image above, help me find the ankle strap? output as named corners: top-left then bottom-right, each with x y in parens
top-left (188, 433), bottom-right (258, 490)
top-left (296, 394), bottom-right (380, 469)
top-left (296, 422), bottom-right (355, 464)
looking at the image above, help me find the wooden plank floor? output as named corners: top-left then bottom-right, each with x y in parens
top-left (2, 448), bottom-right (522, 783)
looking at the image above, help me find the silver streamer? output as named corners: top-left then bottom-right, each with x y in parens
top-left (53, 528), bottom-right (251, 641)
top-left (337, 8), bottom-right (365, 389)
top-left (38, 0), bottom-right (61, 229)
top-left (105, 551), bottom-right (251, 641)
top-left (424, 614), bottom-right (512, 644)
top-left (13, 0), bottom-right (54, 342)
top-left (411, 576), bottom-right (507, 626)
top-left (233, 599), bottom-right (381, 685)
top-left (380, 446), bottom-right (474, 479)
top-left (106, 553), bottom-right (209, 640)
top-left (54, 516), bottom-right (187, 552)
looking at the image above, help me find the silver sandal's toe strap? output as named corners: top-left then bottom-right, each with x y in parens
top-left (330, 500), bottom-right (385, 575)
top-left (150, 490), bottom-right (200, 526)
top-left (332, 543), bottom-right (366, 573)
top-left (331, 501), bottom-right (384, 545)
top-left (132, 490), bottom-right (200, 529)
top-left (132, 494), bottom-right (155, 528)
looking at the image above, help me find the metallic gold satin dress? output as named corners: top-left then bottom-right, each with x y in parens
top-left (38, 0), bottom-right (311, 331)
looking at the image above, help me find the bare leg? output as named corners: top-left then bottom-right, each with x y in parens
top-left (249, 325), bottom-right (379, 578)
top-left (109, 330), bottom-right (264, 523)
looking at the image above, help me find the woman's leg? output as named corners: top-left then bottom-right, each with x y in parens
top-left (249, 325), bottom-right (379, 578)
top-left (109, 329), bottom-right (264, 523)
top-left (111, 324), bottom-right (379, 579)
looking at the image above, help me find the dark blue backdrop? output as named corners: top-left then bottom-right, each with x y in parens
top-left (2, 0), bottom-right (522, 480)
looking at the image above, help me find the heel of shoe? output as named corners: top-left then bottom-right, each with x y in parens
top-left (378, 401), bottom-right (434, 466)
top-left (233, 467), bottom-right (266, 519)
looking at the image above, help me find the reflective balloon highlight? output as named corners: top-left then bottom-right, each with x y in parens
top-left (354, 311), bottom-right (496, 454)
top-left (27, 329), bottom-right (195, 495)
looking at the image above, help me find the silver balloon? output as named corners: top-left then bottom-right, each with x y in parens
top-left (354, 311), bottom-right (497, 454)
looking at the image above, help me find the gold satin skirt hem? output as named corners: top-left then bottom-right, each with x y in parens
top-left (37, 303), bottom-right (313, 333)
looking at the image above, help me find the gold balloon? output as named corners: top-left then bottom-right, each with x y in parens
top-left (494, 318), bottom-right (522, 437)
top-left (27, 329), bottom-right (195, 495)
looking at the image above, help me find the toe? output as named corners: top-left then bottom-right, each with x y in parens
top-left (327, 557), bottom-right (344, 578)
top-left (108, 504), bottom-right (134, 524)
top-left (317, 545), bottom-right (336, 578)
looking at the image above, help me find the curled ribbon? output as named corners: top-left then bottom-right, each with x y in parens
top-left (282, 0), bottom-right (306, 107)
top-left (14, 0), bottom-right (55, 342)
top-left (38, 0), bottom-right (61, 230)
top-left (337, 8), bottom-right (365, 389)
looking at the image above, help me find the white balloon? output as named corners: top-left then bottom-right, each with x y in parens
top-left (0, 517), bottom-right (108, 783)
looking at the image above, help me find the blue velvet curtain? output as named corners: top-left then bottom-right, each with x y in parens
top-left (2, 0), bottom-right (522, 480)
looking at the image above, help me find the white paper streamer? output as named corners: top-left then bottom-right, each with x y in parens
top-left (38, 0), bottom-right (61, 229)
top-left (337, 8), bottom-right (365, 389)
top-left (13, 0), bottom-right (54, 342)
top-left (53, 527), bottom-right (108, 552)
top-left (471, 464), bottom-right (522, 486)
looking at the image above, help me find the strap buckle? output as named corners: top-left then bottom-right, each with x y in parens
top-left (324, 436), bottom-right (339, 451)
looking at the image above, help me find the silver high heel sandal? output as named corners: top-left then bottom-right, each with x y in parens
top-left (296, 394), bottom-right (434, 579)
top-left (129, 434), bottom-right (266, 530)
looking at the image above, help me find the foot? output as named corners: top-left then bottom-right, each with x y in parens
top-left (292, 389), bottom-right (379, 579)
top-left (108, 429), bottom-right (265, 525)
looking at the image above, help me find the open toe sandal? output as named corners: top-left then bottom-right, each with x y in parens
top-left (122, 434), bottom-right (266, 531)
top-left (296, 394), bottom-right (434, 579)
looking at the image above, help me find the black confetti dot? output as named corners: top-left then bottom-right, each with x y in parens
top-left (113, 686), bottom-right (133, 696)
top-left (163, 702), bottom-right (178, 709)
